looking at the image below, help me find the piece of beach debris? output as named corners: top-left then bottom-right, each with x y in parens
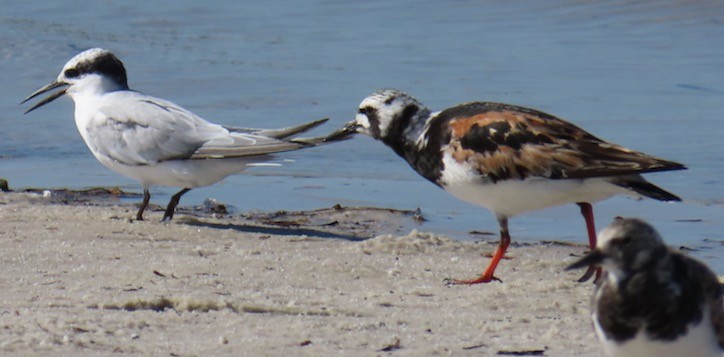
top-left (23, 187), bottom-right (138, 204)
top-left (0, 178), bottom-right (9, 192)
top-left (378, 338), bottom-right (402, 352)
top-left (469, 230), bottom-right (495, 236)
top-left (462, 343), bottom-right (487, 350)
top-left (496, 349), bottom-right (545, 356)
top-left (202, 198), bottom-right (229, 215)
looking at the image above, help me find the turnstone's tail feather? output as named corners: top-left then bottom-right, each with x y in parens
top-left (610, 175), bottom-right (682, 202)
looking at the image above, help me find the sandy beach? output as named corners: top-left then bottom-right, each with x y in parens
top-left (0, 189), bottom-right (604, 356)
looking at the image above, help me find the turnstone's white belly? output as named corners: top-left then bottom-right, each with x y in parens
top-left (439, 151), bottom-right (629, 217)
top-left (595, 311), bottom-right (720, 357)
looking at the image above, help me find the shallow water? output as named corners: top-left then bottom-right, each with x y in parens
top-left (1, 1), bottom-right (723, 272)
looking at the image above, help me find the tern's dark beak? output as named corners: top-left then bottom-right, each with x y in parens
top-left (323, 121), bottom-right (361, 142)
top-left (565, 249), bottom-right (605, 271)
top-left (21, 81), bottom-right (68, 114)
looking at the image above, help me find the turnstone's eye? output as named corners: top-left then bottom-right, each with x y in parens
top-left (358, 107), bottom-right (368, 115)
top-left (64, 68), bottom-right (80, 78)
top-left (619, 236), bottom-right (633, 245)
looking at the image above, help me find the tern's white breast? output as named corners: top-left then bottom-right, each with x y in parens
top-left (97, 156), bottom-right (266, 189)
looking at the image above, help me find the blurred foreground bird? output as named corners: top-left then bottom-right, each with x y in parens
top-left (567, 218), bottom-right (723, 357)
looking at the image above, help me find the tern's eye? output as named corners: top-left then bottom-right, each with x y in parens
top-left (64, 68), bottom-right (80, 78)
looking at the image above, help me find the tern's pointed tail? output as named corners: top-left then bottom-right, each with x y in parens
top-left (224, 118), bottom-right (329, 139)
top-left (251, 118), bottom-right (330, 139)
top-left (289, 130), bottom-right (355, 146)
top-left (222, 117), bottom-right (354, 147)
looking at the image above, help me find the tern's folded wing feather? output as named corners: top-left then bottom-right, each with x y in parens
top-left (85, 92), bottom-right (323, 165)
top-left (86, 93), bottom-right (233, 165)
top-left (190, 134), bottom-right (305, 159)
top-left (223, 118), bottom-right (328, 139)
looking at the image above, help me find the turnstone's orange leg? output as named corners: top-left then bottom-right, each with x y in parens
top-left (448, 217), bottom-right (509, 285)
top-left (576, 202), bottom-right (602, 283)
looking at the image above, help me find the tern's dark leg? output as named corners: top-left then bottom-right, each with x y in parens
top-left (576, 202), bottom-right (602, 283)
top-left (447, 216), bottom-right (509, 285)
top-left (162, 188), bottom-right (191, 222)
top-left (136, 189), bottom-right (151, 221)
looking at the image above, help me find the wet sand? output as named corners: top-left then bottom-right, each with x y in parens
top-left (0, 190), bottom-right (601, 356)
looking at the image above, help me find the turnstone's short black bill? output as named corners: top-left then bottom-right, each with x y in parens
top-left (567, 218), bottom-right (724, 357)
top-left (22, 48), bottom-right (346, 222)
top-left (336, 89), bottom-right (686, 284)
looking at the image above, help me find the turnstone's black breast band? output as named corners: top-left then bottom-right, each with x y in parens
top-left (383, 104), bottom-right (418, 158)
top-left (407, 111), bottom-right (451, 186)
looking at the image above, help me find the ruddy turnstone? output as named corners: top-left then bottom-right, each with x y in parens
top-left (22, 48), bottom-right (343, 221)
top-left (329, 89), bottom-right (686, 284)
top-left (567, 218), bottom-right (724, 357)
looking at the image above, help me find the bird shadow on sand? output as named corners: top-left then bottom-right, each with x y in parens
top-left (176, 204), bottom-right (427, 242)
top-left (11, 186), bottom-right (426, 242)
top-left (179, 218), bottom-right (365, 241)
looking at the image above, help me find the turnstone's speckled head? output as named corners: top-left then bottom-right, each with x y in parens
top-left (326, 90), bottom-right (432, 149)
top-left (353, 89), bottom-right (429, 140)
top-left (567, 217), bottom-right (666, 278)
top-left (22, 48), bottom-right (129, 113)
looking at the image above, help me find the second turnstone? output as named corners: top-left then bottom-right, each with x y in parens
top-left (567, 218), bottom-right (724, 357)
top-left (330, 89), bottom-right (686, 284)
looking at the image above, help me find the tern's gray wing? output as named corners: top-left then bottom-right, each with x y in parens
top-left (86, 92), bottom-right (313, 165)
top-left (85, 93), bottom-right (223, 165)
top-left (190, 133), bottom-right (307, 159)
